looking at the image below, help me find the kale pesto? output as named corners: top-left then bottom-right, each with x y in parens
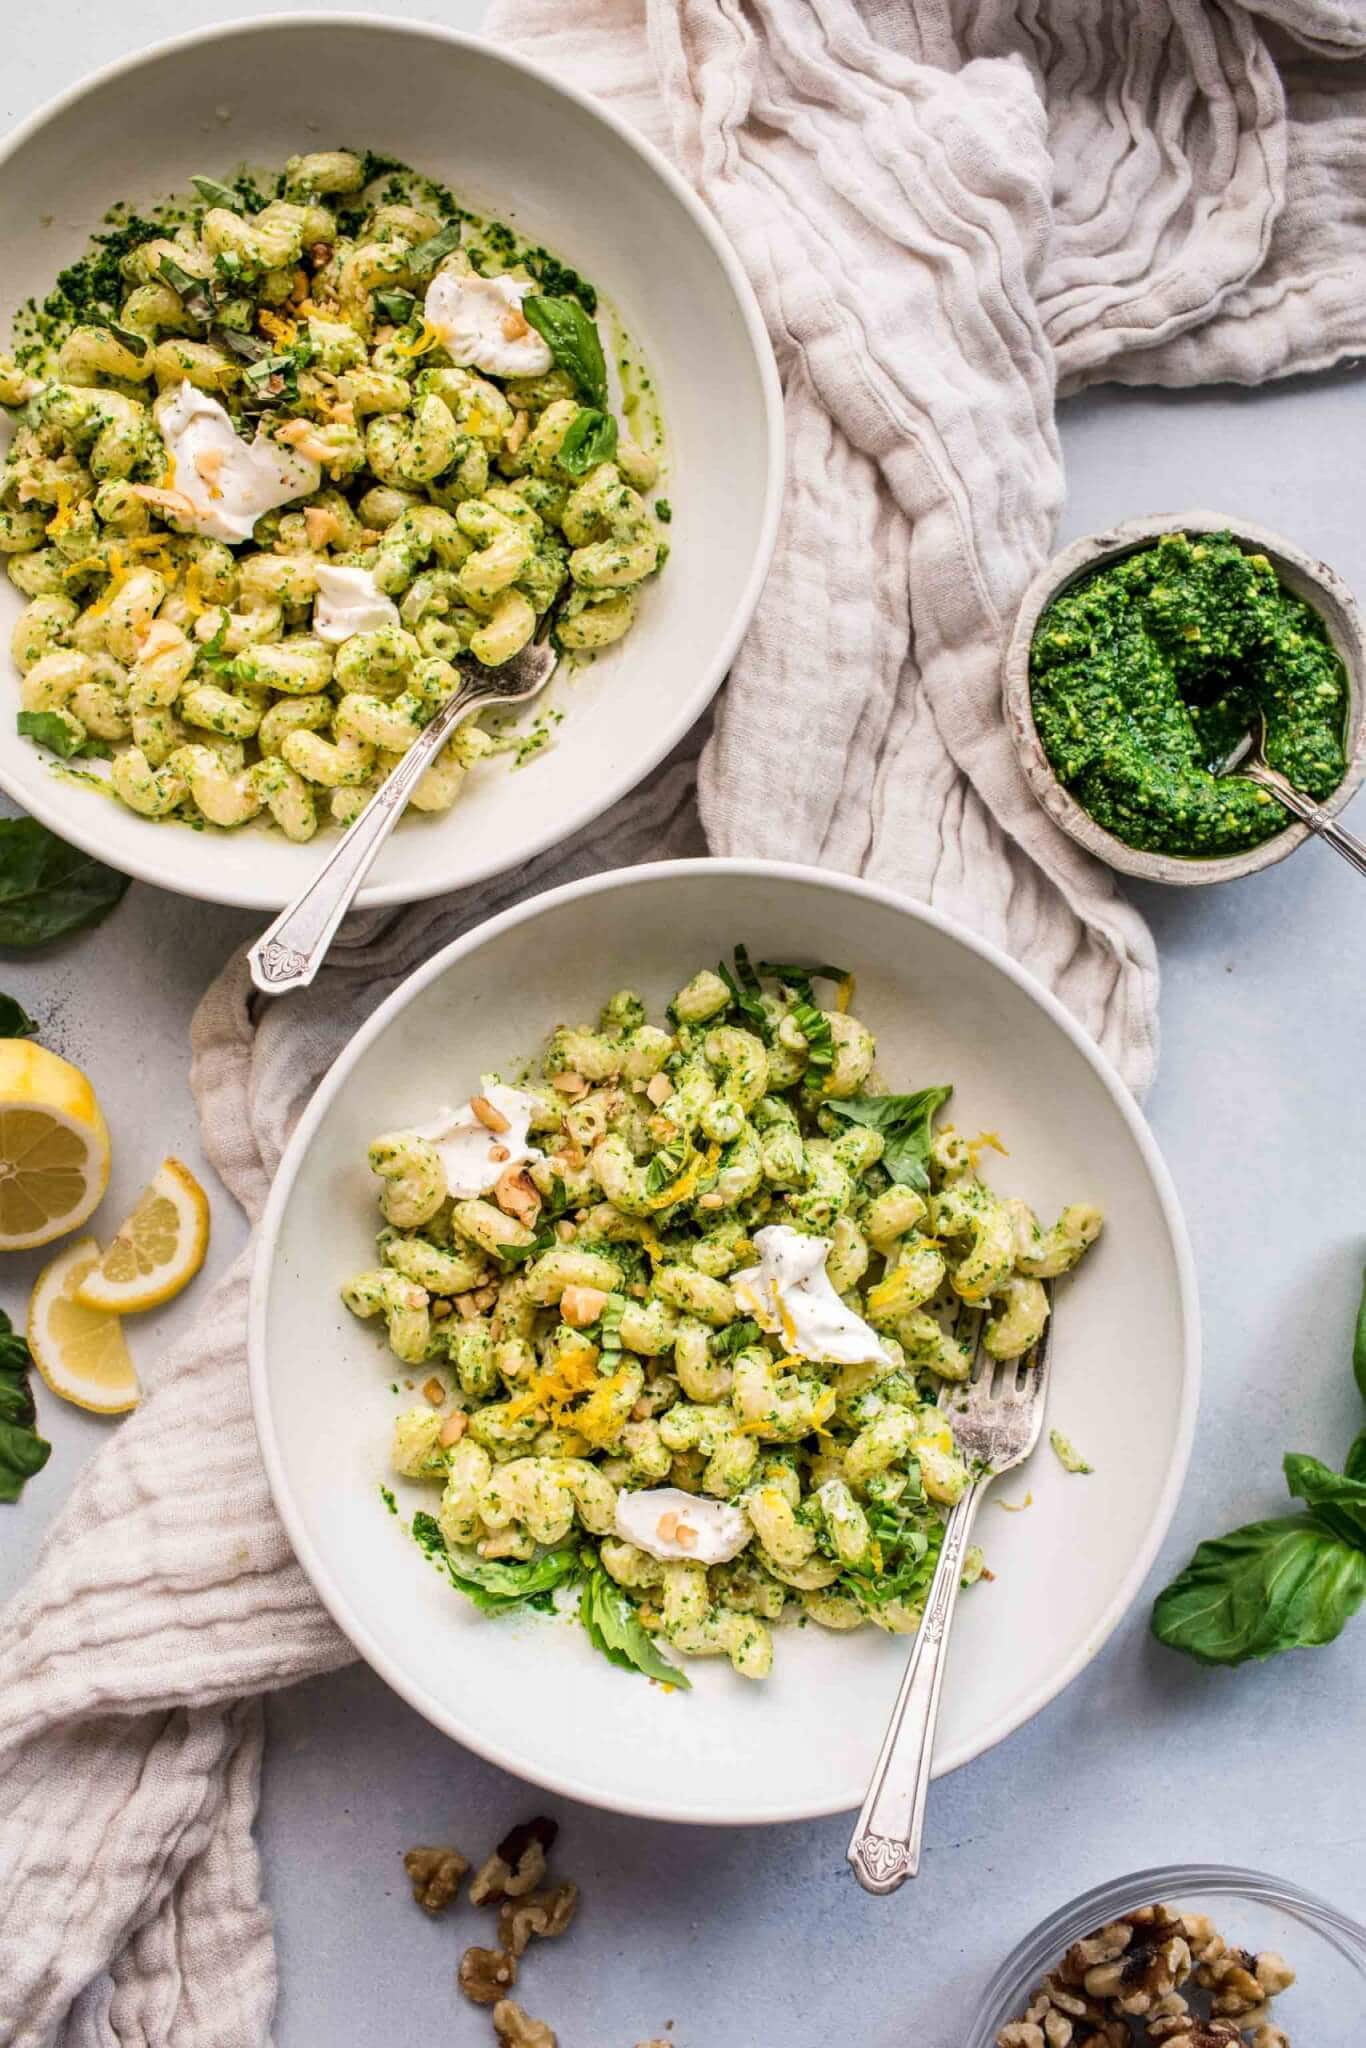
top-left (1029, 531), bottom-right (1350, 857)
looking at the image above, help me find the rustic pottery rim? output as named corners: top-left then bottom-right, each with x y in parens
top-left (1002, 508), bottom-right (1366, 886)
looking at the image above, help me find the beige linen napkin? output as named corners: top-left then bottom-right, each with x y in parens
top-left (4, 4), bottom-right (1366, 2040)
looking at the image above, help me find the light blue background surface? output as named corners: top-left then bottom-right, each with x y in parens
top-left (2, 8), bottom-right (1363, 2044)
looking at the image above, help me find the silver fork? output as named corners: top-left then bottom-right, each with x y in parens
top-left (846, 1293), bottom-right (1054, 1895)
top-left (247, 637), bottom-right (558, 997)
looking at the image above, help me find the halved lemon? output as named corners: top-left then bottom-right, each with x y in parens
top-left (29, 1236), bottom-right (139, 1414)
top-left (75, 1157), bottom-right (210, 1314)
top-left (0, 1040), bottom-right (111, 1250)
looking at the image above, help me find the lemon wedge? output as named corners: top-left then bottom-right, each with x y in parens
top-left (75, 1157), bottom-right (210, 1314)
top-left (0, 1040), bottom-right (111, 1250)
top-left (28, 1236), bottom-right (139, 1414)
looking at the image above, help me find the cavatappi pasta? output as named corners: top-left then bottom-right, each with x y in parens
top-left (0, 151), bottom-right (667, 838)
top-left (346, 952), bottom-right (1103, 1685)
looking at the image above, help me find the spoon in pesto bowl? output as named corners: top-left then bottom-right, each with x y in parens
top-left (1215, 714), bottom-right (1366, 878)
top-left (248, 637), bottom-right (557, 996)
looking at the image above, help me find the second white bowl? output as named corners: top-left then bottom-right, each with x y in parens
top-left (250, 860), bottom-right (1199, 1824)
top-left (0, 14), bottom-right (783, 908)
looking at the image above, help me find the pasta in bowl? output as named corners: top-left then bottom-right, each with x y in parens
top-left (251, 861), bottom-right (1198, 1823)
top-left (0, 18), bottom-right (782, 907)
top-left (344, 954), bottom-right (1103, 1687)
top-left (2, 150), bottom-right (666, 842)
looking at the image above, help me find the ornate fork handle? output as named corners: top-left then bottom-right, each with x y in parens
top-left (249, 681), bottom-right (498, 997)
top-left (1241, 759), bottom-right (1366, 880)
top-left (846, 1481), bottom-right (983, 1895)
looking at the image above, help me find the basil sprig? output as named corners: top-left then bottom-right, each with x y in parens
top-left (1152, 1268), bottom-right (1366, 1666)
top-left (0, 995), bottom-right (38, 1038)
top-left (18, 711), bottom-right (111, 762)
top-left (825, 1085), bottom-right (953, 1194)
top-left (523, 294), bottom-right (608, 408)
top-left (411, 1511), bottom-right (578, 1615)
top-left (579, 1564), bottom-right (690, 1688)
top-left (0, 1309), bottom-right (50, 1504)
top-left (557, 407), bottom-right (617, 478)
top-left (0, 818), bottom-right (129, 948)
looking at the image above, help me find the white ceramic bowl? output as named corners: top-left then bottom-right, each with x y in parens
top-left (250, 860), bottom-right (1200, 1825)
top-left (0, 15), bottom-right (782, 909)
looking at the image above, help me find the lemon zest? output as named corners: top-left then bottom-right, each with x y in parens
top-left (996, 1491), bottom-right (1033, 1514)
top-left (966, 1129), bottom-right (1009, 1168)
top-left (769, 1276), bottom-right (799, 1351)
top-left (835, 973), bottom-right (855, 1014)
top-left (45, 485), bottom-right (82, 539)
top-left (258, 308), bottom-right (297, 345)
top-left (645, 1140), bottom-right (721, 1213)
top-left (393, 320), bottom-right (442, 359)
top-left (501, 1349), bottom-right (601, 1425)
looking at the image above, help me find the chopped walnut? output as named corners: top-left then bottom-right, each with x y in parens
top-left (492, 2001), bottom-right (557, 2048)
top-left (497, 1882), bottom-right (578, 1957)
top-left (402, 1843), bottom-right (468, 1913)
top-left (457, 1945), bottom-right (518, 2005)
top-left (470, 1816), bottom-right (559, 1905)
top-left (998, 1905), bottom-right (1293, 2048)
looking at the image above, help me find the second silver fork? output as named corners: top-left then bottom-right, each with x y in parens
top-left (846, 1294), bottom-right (1054, 1895)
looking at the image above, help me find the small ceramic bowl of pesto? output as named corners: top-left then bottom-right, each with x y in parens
top-left (1002, 510), bottom-right (1366, 885)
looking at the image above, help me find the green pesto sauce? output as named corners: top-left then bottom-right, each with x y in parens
top-left (1029, 531), bottom-right (1349, 857)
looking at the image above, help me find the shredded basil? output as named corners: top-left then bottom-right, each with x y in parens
top-left (191, 175), bottom-right (244, 213)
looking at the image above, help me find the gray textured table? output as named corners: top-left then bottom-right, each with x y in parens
top-left (3, 9), bottom-right (1364, 2044)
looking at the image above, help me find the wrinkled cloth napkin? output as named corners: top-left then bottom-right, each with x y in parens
top-left (5, 2), bottom-right (1366, 2040)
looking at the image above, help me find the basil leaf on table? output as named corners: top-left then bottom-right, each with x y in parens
top-left (411, 1510), bottom-right (578, 1615)
top-left (0, 1309), bottom-right (50, 1504)
top-left (825, 1085), bottom-right (953, 1193)
top-left (557, 407), bottom-right (618, 478)
top-left (1150, 1515), bottom-right (1366, 1666)
top-left (523, 294), bottom-right (609, 409)
top-left (17, 711), bottom-right (111, 762)
top-left (1284, 1452), bottom-right (1366, 1550)
top-left (1345, 1430), bottom-right (1366, 1485)
top-left (0, 818), bottom-right (130, 948)
top-left (0, 994), bottom-right (38, 1038)
top-left (1354, 1261), bottom-right (1366, 1404)
top-left (578, 1565), bottom-right (690, 1688)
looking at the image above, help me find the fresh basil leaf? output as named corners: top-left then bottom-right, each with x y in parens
top-left (212, 325), bottom-right (272, 363)
top-left (1150, 1514), bottom-right (1366, 1666)
top-left (1346, 1431), bottom-right (1366, 1485)
top-left (191, 175), bottom-right (243, 212)
top-left (18, 711), bottom-right (109, 762)
top-left (0, 818), bottom-right (130, 949)
top-left (756, 959), bottom-right (848, 1003)
top-left (106, 321), bottom-right (148, 359)
top-left (712, 1318), bottom-right (763, 1359)
top-left (1285, 1452), bottom-right (1366, 1552)
top-left (0, 1308), bottom-right (30, 1375)
top-left (374, 288), bottom-right (417, 326)
top-left (490, 1223), bottom-right (555, 1269)
top-left (0, 1310), bottom-right (50, 1504)
top-left (240, 353), bottom-right (301, 411)
top-left (155, 253), bottom-right (213, 323)
top-left (0, 995), bottom-right (38, 1039)
top-left (557, 407), bottom-right (617, 479)
top-left (523, 294), bottom-right (608, 409)
top-left (411, 1510), bottom-right (579, 1614)
top-left (1354, 1262), bottom-right (1366, 1406)
top-left (644, 1140), bottom-right (690, 1197)
top-left (826, 1085), bottom-right (953, 1194)
top-left (598, 1292), bottom-right (628, 1352)
top-left (717, 945), bottom-right (769, 1039)
top-left (579, 1566), bottom-right (690, 1688)
top-left (407, 221), bottom-right (463, 277)
top-left (791, 999), bottom-right (833, 1073)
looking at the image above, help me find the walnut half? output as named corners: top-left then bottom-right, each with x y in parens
top-left (498, 1882), bottom-right (578, 1957)
top-left (492, 2000), bottom-right (557, 2048)
top-left (458, 1946), bottom-right (518, 2006)
top-left (470, 1816), bottom-right (559, 1905)
top-left (402, 1844), bottom-right (469, 1914)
